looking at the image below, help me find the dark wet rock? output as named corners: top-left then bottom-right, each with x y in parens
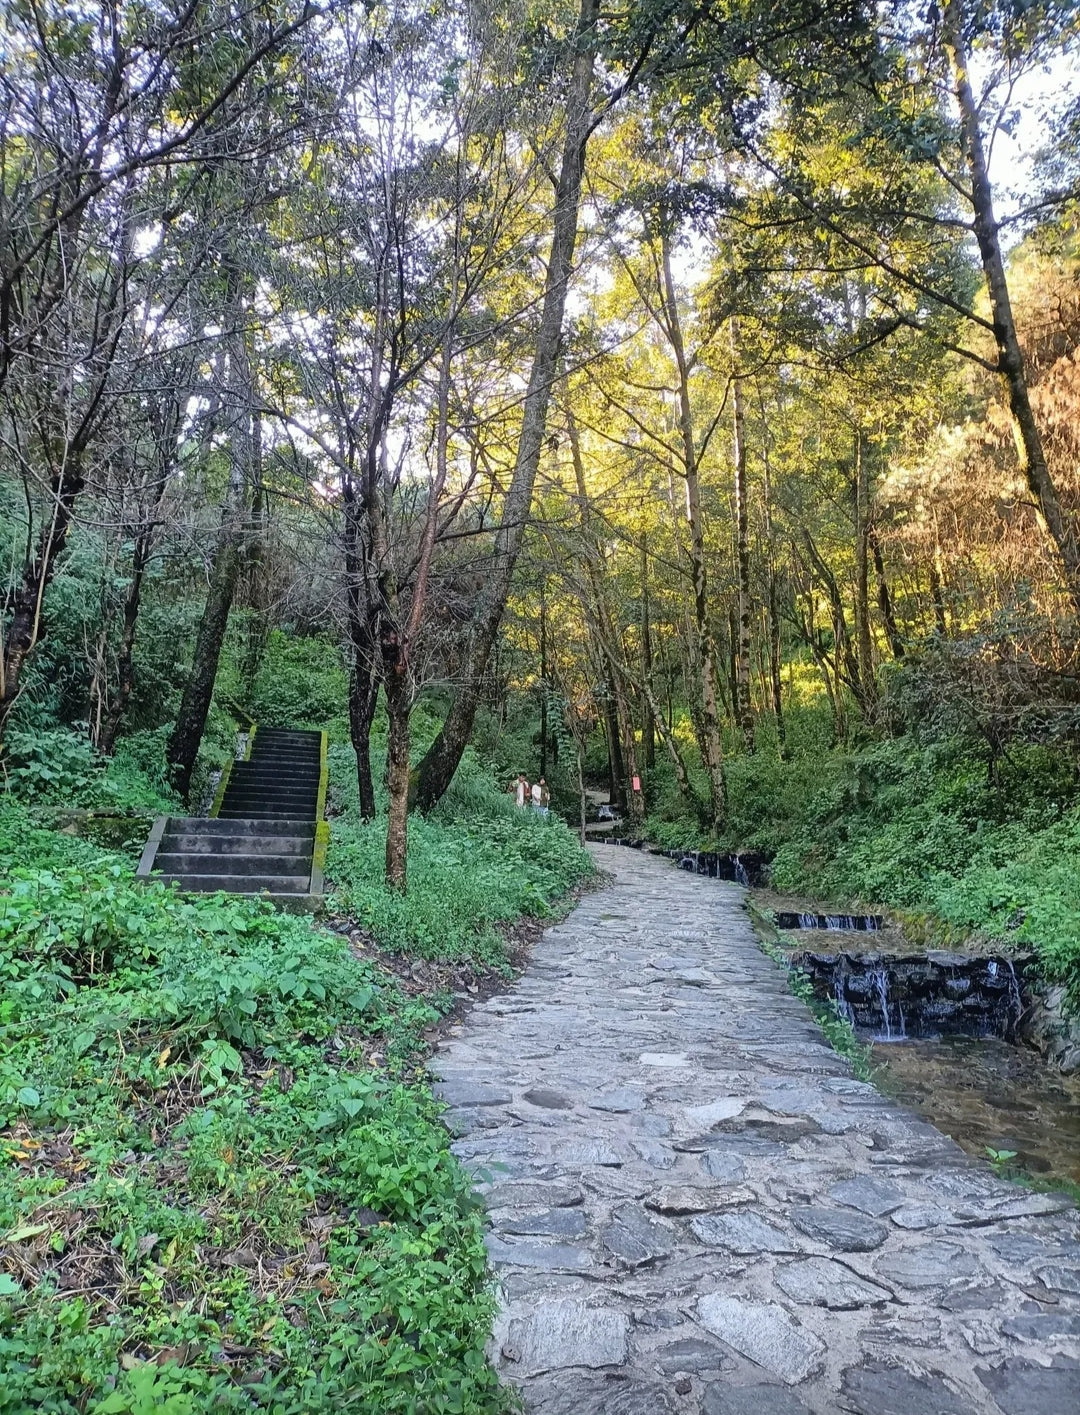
top-left (629, 1137), bottom-right (678, 1169)
top-left (774, 1257), bottom-right (892, 1310)
top-left (690, 1211), bottom-right (803, 1254)
top-left (485, 1234), bottom-right (593, 1271)
top-left (702, 1385), bottom-right (813, 1415)
top-left (986, 1232), bottom-right (1062, 1264)
top-left (940, 1284), bottom-right (1006, 1312)
top-left (647, 1186), bottom-right (753, 1216)
top-left (556, 1139), bottom-right (622, 1166)
top-left (524, 1087), bottom-right (575, 1110)
top-left (1001, 1308), bottom-right (1080, 1340)
top-left (874, 1241), bottom-right (980, 1289)
top-left (1036, 1263), bottom-right (1080, 1295)
top-left (653, 1337), bottom-right (733, 1375)
top-left (696, 1294), bottom-right (825, 1385)
top-left (840, 1360), bottom-right (976, 1414)
top-left (528, 1377), bottom-right (676, 1414)
top-left (701, 1151), bottom-right (748, 1182)
top-left (433, 1080), bottom-right (511, 1107)
top-left (790, 1205), bottom-right (890, 1252)
top-left (501, 1299), bottom-right (628, 1376)
top-left (600, 1203), bottom-right (676, 1268)
top-left (502, 1207), bottom-right (589, 1239)
top-left (977, 1355), bottom-right (1080, 1415)
top-left (487, 1180), bottom-right (584, 1210)
top-left (829, 1175), bottom-right (907, 1217)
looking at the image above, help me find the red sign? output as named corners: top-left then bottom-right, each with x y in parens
top-left (632, 775), bottom-right (641, 792)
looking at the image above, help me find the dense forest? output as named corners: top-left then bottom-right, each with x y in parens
top-left (1, 0), bottom-right (1079, 1409)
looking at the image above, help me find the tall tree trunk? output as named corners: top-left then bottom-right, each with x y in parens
top-left (98, 538), bottom-right (149, 756)
top-left (166, 294), bottom-right (254, 801)
top-left (383, 636), bottom-right (411, 891)
top-left (730, 317), bottom-right (754, 752)
top-left (603, 687), bottom-right (627, 811)
top-left (640, 532), bottom-right (655, 768)
top-left (413, 0), bottom-right (599, 811)
top-left (870, 528), bottom-right (904, 659)
top-left (760, 391), bottom-right (785, 753)
top-left (929, 531), bottom-right (948, 637)
top-left (661, 231), bottom-right (726, 831)
top-left (344, 492), bottom-right (378, 820)
top-left (539, 581), bottom-right (548, 779)
top-left (942, 0), bottom-right (1080, 614)
top-left (853, 428), bottom-right (877, 719)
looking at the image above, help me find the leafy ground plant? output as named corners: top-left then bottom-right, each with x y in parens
top-left (0, 808), bottom-right (515, 1415)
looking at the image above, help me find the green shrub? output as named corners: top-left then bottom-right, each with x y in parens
top-left (0, 822), bottom-right (510, 1413)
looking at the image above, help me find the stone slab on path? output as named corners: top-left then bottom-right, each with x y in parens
top-left (432, 846), bottom-right (1080, 1414)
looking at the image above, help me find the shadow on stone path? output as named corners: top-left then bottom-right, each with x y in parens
top-left (431, 847), bottom-right (1080, 1415)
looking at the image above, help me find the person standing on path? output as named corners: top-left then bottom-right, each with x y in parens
top-left (515, 774), bottom-right (528, 808)
top-left (535, 777), bottom-right (550, 817)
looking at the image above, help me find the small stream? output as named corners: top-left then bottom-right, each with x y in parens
top-left (871, 1036), bottom-right (1080, 1184)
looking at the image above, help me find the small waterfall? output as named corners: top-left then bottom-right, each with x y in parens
top-left (867, 966), bottom-right (907, 1041)
top-left (799, 911), bottom-right (818, 929)
top-left (833, 974), bottom-right (857, 1027)
top-left (987, 960), bottom-right (998, 978)
top-left (1005, 960), bottom-right (1023, 1034)
top-left (734, 855), bottom-right (750, 888)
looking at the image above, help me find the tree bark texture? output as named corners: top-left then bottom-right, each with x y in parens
top-left (943, 0), bottom-right (1080, 614)
top-left (730, 318), bottom-right (754, 752)
top-left (661, 231), bottom-right (726, 831)
top-left (413, 0), bottom-right (599, 812)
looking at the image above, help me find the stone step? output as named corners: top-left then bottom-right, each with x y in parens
top-left (154, 852), bottom-right (311, 877)
top-left (247, 764), bottom-right (322, 775)
top-left (220, 795), bottom-right (318, 815)
top-left (226, 776), bottom-right (318, 793)
top-left (156, 872), bottom-right (311, 894)
top-left (216, 808), bottom-right (316, 821)
top-left (165, 817), bottom-right (316, 838)
top-left (222, 781), bottom-right (319, 799)
top-left (226, 764), bottom-right (314, 775)
top-left (250, 740), bottom-right (319, 751)
top-left (160, 832), bottom-right (313, 856)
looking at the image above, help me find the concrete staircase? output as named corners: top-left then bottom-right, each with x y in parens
top-left (137, 727), bottom-right (327, 903)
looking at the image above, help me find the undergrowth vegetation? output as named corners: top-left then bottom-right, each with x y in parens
top-left (0, 726), bottom-right (593, 1413)
top-left (643, 697), bottom-right (1080, 1011)
top-left (327, 746), bottom-right (593, 967)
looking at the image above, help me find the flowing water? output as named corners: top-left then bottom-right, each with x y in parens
top-left (870, 1035), bottom-right (1080, 1185)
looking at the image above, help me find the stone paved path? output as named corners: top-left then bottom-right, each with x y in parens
top-left (431, 847), bottom-right (1080, 1415)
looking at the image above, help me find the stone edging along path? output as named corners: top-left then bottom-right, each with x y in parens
top-left (430, 847), bottom-right (1080, 1415)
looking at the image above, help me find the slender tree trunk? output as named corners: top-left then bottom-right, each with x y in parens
top-left (344, 493), bottom-right (378, 820)
top-left (166, 279), bottom-right (254, 800)
top-left (98, 542), bottom-right (148, 756)
top-left (661, 232), bottom-right (725, 831)
top-left (853, 428), bottom-right (877, 718)
top-left (539, 581), bottom-right (548, 779)
top-left (640, 533), bottom-right (655, 768)
top-left (942, 0), bottom-right (1080, 614)
top-left (383, 641), bottom-right (411, 891)
top-left (759, 394), bottom-right (785, 752)
top-left (603, 688), bottom-right (627, 810)
top-left (870, 528), bottom-right (904, 659)
top-left (730, 317), bottom-right (754, 752)
top-left (929, 535), bottom-right (948, 637)
top-left (349, 654), bottom-right (379, 821)
top-left (414, 0), bottom-right (599, 811)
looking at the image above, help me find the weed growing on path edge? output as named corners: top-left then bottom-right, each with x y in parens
top-left (0, 805), bottom-right (514, 1415)
top-left (747, 904), bottom-right (874, 1082)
